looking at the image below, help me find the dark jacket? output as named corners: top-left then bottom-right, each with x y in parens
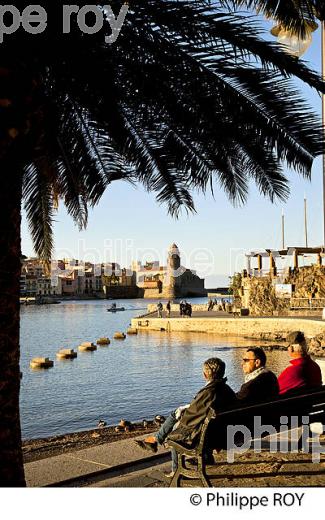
top-left (236, 369), bottom-right (279, 405)
top-left (167, 379), bottom-right (237, 446)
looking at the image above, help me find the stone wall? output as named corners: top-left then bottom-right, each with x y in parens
top-left (143, 283), bottom-right (206, 299)
top-left (309, 332), bottom-right (325, 357)
top-left (234, 330), bottom-right (325, 358)
top-left (143, 288), bottom-right (163, 299)
top-left (289, 265), bottom-right (325, 298)
top-left (240, 265), bottom-right (325, 316)
top-left (131, 316), bottom-right (325, 338)
top-left (242, 277), bottom-right (289, 315)
top-left (177, 274), bottom-right (205, 296)
top-left (104, 286), bottom-right (143, 298)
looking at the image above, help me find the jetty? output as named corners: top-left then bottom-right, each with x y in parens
top-left (131, 304), bottom-right (325, 339)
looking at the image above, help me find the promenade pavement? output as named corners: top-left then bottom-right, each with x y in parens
top-left (24, 433), bottom-right (171, 487)
top-left (24, 433), bottom-right (325, 488)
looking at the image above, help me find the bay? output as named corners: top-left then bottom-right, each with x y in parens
top-left (20, 298), bottom-right (289, 439)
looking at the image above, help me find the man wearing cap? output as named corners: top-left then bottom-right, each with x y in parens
top-left (278, 331), bottom-right (322, 396)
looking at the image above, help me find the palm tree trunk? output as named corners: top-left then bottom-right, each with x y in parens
top-left (0, 157), bottom-right (25, 486)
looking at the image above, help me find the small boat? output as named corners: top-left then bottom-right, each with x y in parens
top-left (107, 303), bottom-right (125, 312)
top-left (36, 298), bottom-right (61, 305)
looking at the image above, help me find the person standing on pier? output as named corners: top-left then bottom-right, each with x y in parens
top-left (157, 301), bottom-right (163, 318)
top-left (179, 301), bottom-right (184, 317)
top-left (185, 302), bottom-right (192, 317)
top-left (166, 300), bottom-right (171, 318)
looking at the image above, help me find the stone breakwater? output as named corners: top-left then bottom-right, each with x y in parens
top-left (245, 331), bottom-right (325, 358)
top-left (131, 315), bottom-right (325, 357)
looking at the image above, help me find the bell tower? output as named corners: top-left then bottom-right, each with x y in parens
top-left (168, 243), bottom-right (180, 272)
top-left (164, 243), bottom-right (181, 299)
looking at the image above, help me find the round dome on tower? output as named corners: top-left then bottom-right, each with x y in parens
top-left (168, 243), bottom-right (181, 270)
top-left (169, 243), bottom-right (179, 253)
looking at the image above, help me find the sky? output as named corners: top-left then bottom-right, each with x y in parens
top-left (21, 13), bottom-right (324, 288)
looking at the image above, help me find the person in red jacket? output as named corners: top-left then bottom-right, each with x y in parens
top-left (278, 331), bottom-right (322, 396)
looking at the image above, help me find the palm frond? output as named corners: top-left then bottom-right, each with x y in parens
top-left (10, 0), bottom-right (325, 259)
top-left (23, 162), bottom-right (54, 261)
top-left (229, 1), bottom-right (325, 33)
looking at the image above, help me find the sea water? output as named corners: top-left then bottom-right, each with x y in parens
top-left (20, 298), bottom-right (289, 439)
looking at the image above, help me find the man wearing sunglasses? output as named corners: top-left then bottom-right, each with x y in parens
top-left (237, 347), bottom-right (279, 404)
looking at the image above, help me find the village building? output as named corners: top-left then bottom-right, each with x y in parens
top-left (101, 263), bottom-right (139, 298)
top-left (20, 244), bottom-right (205, 299)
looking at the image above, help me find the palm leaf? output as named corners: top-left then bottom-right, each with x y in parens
top-left (5, 0), bottom-right (324, 259)
top-left (229, 1), bottom-right (325, 33)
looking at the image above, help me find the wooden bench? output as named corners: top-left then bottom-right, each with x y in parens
top-left (167, 386), bottom-right (325, 487)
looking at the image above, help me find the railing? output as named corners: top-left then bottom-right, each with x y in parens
top-left (248, 269), bottom-right (270, 278)
top-left (289, 298), bottom-right (325, 310)
top-left (248, 268), bottom-right (289, 278)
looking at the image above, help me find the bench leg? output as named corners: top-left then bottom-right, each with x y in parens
top-left (198, 456), bottom-right (212, 488)
top-left (169, 452), bottom-right (210, 487)
top-left (168, 450), bottom-right (214, 488)
top-left (169, 467), bottom-right (182, 488)
top-left (169, 453), bottom-right (184, 488)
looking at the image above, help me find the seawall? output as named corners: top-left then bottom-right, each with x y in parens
top-left (131, 316), bottom-right (325, 338)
